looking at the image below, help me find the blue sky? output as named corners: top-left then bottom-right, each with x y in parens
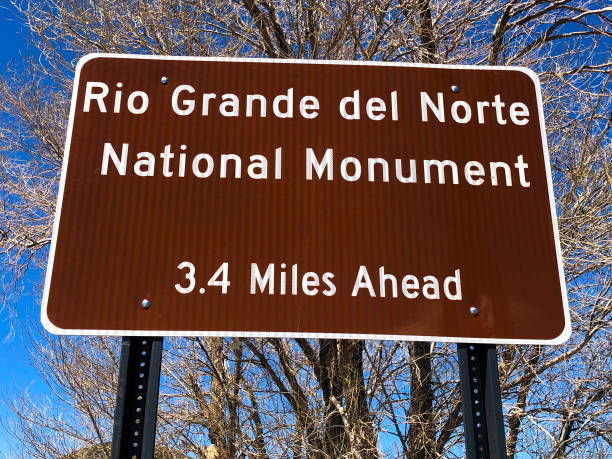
top-left (0, 7), bottom-right (44, 456)
top-left (0, 3), bottom-right (608, 458)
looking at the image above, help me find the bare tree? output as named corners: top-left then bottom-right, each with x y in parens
top-left (1, 1), bottom-right (610, 457)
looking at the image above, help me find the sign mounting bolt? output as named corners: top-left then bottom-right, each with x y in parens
top-left (469, 306), bottom-right (479, 317)
top-left (161, 76), bottom-right (169, 85)
top-left (141, 299), bottom-right (151, 310)
top-left (451, 85), bottom-right (460, 93)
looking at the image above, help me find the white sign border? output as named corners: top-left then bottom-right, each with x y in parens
top-left (41, 53), bottom-right (571, 345)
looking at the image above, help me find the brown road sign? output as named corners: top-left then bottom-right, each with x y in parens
top-left (42, 54), bottom-right (570, 343)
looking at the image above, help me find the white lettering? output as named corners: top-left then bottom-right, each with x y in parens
top-left (161, 144), bottom-right (174, 177)
top-left (421, 92), bottom-right (445, 122)
top-left (172, 85), bottom-right (195, 115)
top-left (443, 269), bottom-right (462, 300)
top-left (464, 161), bottom-right (485, 186)
top-left (220, 94), bottom-right (239, 117)
top-left (251, 263), bottom-right (274, 294)
top-left (306, 147), bottom-right (333, 180)
top-left (368, 158), bottom-right (389, 182)
top-left (340, 157), bottom-right (361, 181)
top-left (126, 91), bottom-right (148, 114)
top-left (220, 154), bottom-right (241, 178)
top-left (101, 142), bottom-right (128, 175)
top-left (247, 155), bottom-right (268, 179)
top-left (366, 97), bottom-right (386, 120)
top-left (134, 152), bottom-right (155, 176)
top-left (451, 100), bottom-right (471, 123)
top-left (246, 94), bottom-right (266, 117)
top-left (299, 96), bottom-right (319, 119)
top-left (273, 88), bottom-right (294, 118)
top-left (422, 275), bottom-right (440, 299)
top-left (379, 267), bottom-right (398, 298)
top-left (340, 90), bottom-right (360, 120)
top-left (424, 159), bottom-right (459, 184)
top-left (514, 155), bottom-right (531, 187)
top-left (192, 153), bottom-right (214, 178)
top-left (490, 161), bottom-right (512, 186)
top-left (84, 82), bottom-right (109, 113)
top-left (509, 102), bottom-right (529, 125)
top-left (492, 94), bottom-right (507, 125)
top-left (352, 266), bottom-right (376, 297)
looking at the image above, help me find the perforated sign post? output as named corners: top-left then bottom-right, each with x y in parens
top-left (44, 55), bottom-right (570, 458)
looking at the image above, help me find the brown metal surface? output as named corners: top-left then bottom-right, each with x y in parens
top-left (42, 55), bottom-right (569, 342)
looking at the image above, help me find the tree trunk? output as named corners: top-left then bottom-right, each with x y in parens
top-left (319, 338), bottom-right (348, 456)
top-left (340, 340), bottom-right (378, 458)
top-left (407, 342), bottom-right (435, 458)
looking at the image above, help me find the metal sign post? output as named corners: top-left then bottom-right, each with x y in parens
top-left (111, 337), bottom-right (163, 459)
top-left (458, 343), bottom-right (507, 458)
